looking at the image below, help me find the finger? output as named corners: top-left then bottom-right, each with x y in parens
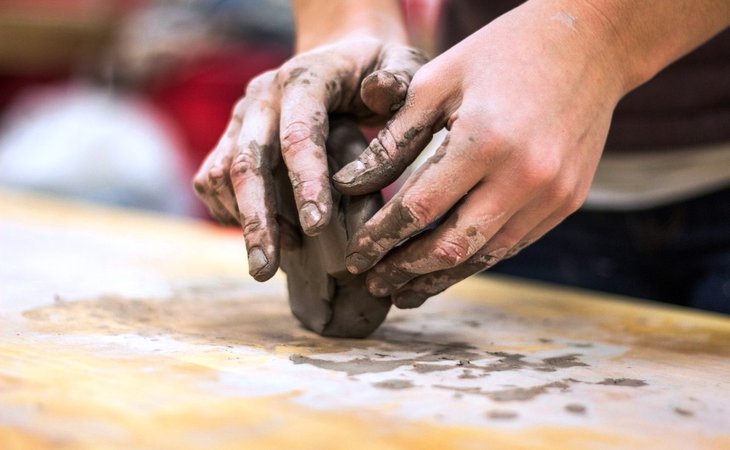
top-left (278, 67), bottom-right (332, 236)
top-left (364, 176), bottom-right (525, 296)
top-left (333, 73), bottom-right (447, 195)
top-left (192, 108), bottom-right (244, 223)
top-left (483, 178), bottom-right (586, 262)
top-left (391, 246), bottom-right (502, 309)
top-left (231, 93), bottom-right (281, 281)
top-left (344, 132), bottom-right (499, 274)
top-left (360, 45), bottom-right (429, 116)
top-left (500, 206), bottom-right (576, 260)
top-left (390, 198), bottom-right (556, 308)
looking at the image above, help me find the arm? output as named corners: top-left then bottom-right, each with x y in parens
top-left (293, 0), bottom-right (407, 52)
top-left (582, 0), bottom-right (730, 93)
top-left (192, 0), bottom-right (427, 281)
top-left (334, 0), bottom-right (730, 307)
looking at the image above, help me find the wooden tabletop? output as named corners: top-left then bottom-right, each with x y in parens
top-left (1, 188), bottom-right (729, 450)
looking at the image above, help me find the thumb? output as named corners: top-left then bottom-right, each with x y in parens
top-left (360, 44), bottom-right (428, 116)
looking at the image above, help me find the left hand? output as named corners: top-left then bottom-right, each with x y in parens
top-left (332, 1), bottom-right (629, 308)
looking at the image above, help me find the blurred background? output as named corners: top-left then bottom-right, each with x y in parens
top-left (0, 0), bottom-right (440, 218)
top-left (0, 0), bottom-right (294, 217)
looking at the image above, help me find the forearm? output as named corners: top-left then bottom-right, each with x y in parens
top-left (293, 0), bottom-right (407, 52)
top-left (567, 0), bottom-right (730, 93)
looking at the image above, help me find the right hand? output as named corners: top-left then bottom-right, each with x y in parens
top-left (192, 38), bottom-right (427, 281)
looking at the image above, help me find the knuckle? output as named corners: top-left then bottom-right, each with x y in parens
top-left (229, 151), bottom-right (258, 179)
top-left (548, 177), bottom-right (575, 202)
top-left (545, 176), bottom-right (584, 214)
top-left (231, 98), bottom-right (247, 121)
top-left (288, 173), bottom-right (330, 204)
top-left (369, 132), bottom-right (397, 165)
top-left (432, 237), bottom-right (471, 268)
top-left (192, 173), bottom-right (208, 195)
top-left (277, 61), bottom-right (313, 88)
top-left (281, 121), bottom-right (314, 155)
top-left (377, 262), bottom-right (413, 285)
top-left (523, 157), bottom-right (561, 188)
top-left (245, 71), bottom-right (275, 97)
top-left (414, 273), bottom-right (457, 296)
top-left (408, 65), bottom-right (436, 93)
top-left (207, 165), bottom-right (228, 189)
top-left (470, 248), bottom-right (500, 268)
top-left (563, 191), bottom-right (586, 215)
top-left (241, 214), bottom-right (265, 236)
top-left (400, 196), bottom-right (436, 229)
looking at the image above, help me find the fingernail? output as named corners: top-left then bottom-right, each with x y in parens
top-left (248, 247), bottom-right (268, 277)
top-left (392, 291), bottom-right (428, 309)
top-left (299, 202), bottom-right (322, 231)
top-left (345, 252), bottom-right (371, 274)
top-left (367, 276), bottom-right (390, 297)
top-left (333, 160), bottom-right (366, 185)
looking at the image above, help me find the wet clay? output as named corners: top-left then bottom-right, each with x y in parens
top-left (276, 118), bottom-right (390, 338)
top-left (565, 403), bottom-right (587, 415)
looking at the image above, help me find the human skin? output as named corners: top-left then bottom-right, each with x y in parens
top-left (192, 0), bottom-right (427, 281)
top-left (332, 0), bottom-right (730, 308)
top-left (194, 0), bottom-right (730, 306)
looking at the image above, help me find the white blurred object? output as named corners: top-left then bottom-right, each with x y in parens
top-left (0, 85), bottom-right (195, 215)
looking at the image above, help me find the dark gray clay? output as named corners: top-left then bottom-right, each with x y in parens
top-left (276, 118), bottom-right (390, 338)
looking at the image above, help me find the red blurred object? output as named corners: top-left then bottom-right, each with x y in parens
top-left (147, 44), bottom-right (288, 171)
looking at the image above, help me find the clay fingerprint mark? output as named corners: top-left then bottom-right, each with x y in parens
top-left (290, 349), bottom-right (590, 378)
top-left (565, 403), bottom-right (587, 415)
top-left (674, 407), bottom-right (694, 417)
top-left (597, 378), bottom-right (647, 387)
top-left (372, 379), bottom-right (415, 390)
top-left (433, 377), bottom-right (649, 403)
top-left (486, 410), bottom-right (518, 420)
top-left (20, 288), bottom-right (367, 353)
top-left (435, 381), bottom-right (571, 402)
top-left (289, 342), bottom-right (479, 376)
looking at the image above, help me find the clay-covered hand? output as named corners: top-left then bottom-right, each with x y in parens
top-left (192, 38), bottom-right (427, 281)
top-left (333, 1), bottom-right (629, 308)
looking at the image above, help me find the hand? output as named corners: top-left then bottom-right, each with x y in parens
top-left (192, 37), bottom-right (427, 281)
top-left (333, 1), bottom-right (628, 308)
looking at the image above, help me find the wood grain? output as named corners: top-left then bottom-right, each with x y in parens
top-left (1, 188), bottom-right (729, 450)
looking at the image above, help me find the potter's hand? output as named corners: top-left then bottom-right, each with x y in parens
top-left (193, 34), bottom-right (426, 281)
top-left (334, 1), bottom-right (630, 308)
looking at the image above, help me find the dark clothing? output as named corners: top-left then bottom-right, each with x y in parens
top-left (441, 0), bottom-right (730, 151)
top-left (491, 186), bottom-right (730, 314)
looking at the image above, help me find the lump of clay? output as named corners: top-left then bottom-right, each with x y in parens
top-left (276, 118), bottom-right (390, 338)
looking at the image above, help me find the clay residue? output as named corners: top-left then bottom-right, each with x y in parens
top-left (288, 346), bottom-right (594, 378)
top-left (674, 407), bottom-right (694, 417)
top-left (486, 410), bottom-right (518, 420)
top-left (568, 342), bottom-right (593, 348)
top-left (458, 370), bottom-right (479, 379)
top-left (538, 354), bottom-right (589, 371)
top-left (435, 381), bottom-right (571, 402)
top-left (597, 378), bottom-right (647, 387)
top-left (433, 375), bottom-right (650, 403)
top-left (565, 403), bottom-right (587, 415)
top-left (290, 341), bottom-right (483, 376)
top-left (486, 381), bottom-right (572, 402)
top-left (372, 379), bottom-right (414, 390)
top-left (290, 354), bottom-right (407, 376)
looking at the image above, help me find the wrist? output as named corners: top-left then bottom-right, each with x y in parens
top-left (568, 0), bottom-right (730, 95)
top-left (293, 0), bottom-right (407, 53)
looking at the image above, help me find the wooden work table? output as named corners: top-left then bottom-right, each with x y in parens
top-left (1, 188), bottom-right (729, 449)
